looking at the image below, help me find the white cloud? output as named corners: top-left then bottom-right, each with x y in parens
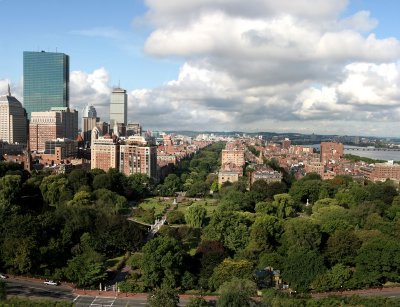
top-left (132, 0), bottom-right (400, 136)
top-left (69, 68), bottom-right (111, 121)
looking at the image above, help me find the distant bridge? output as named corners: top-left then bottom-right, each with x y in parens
top-left (345, 147), bottom-right (400, 152)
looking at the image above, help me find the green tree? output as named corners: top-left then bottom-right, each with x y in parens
top-left (167, 210), bottom-right (185, 225)
top-left (311, 264), bottom-right (352, 292)
top-left (195, 240), bottom-right (228, 290)
top-left (40, 175), bottom-right (72, 206)
top-left (281, 218), bottom-right (322, 251)
top-left (354, 236), bottom-right (400, 286)
top-left (248, 215), bottom-right (281, 252)
top-left (64, 233), bottom-right (107, 288)
top-left (209, 259), bottom-right (253, 290)
top-left (148, 286), bottom-right (180, 307)
top-left (217, 278), bottom-right (256, 307)
top-left (186, 296), bottom-right (209, 307)
top-left (2, 236), bottom-right (37, 274)
top-left (67, 191), bottom-right (93, 207)
top-left (272, 194), bottom-right (297, 219)
top-left (282, 248), bottom-right (326, 292)
top-left (186, 182), bottom-right (209, 198)
top-left (0, 174), bottom-right (22, 212)
top-left (126, 173), bottom-right (153, 200)
top-left (289, 179), bottom-right (331, 204)
top-left (68, 169), bottom-right (91, 193)
top-left (203, 210), bottom-right (253, 253)
top-left (92, 173), bottom-right (112, 190)
top-left (311, 204), bottom-right (351, 234)
top-left (141, 236), bottom-right (185, 289)
top-left (326, 229), bottom-right (362, 266)
top-left (185, 204), bottom-right (207, 228)
top-left (159, 174), bottom-right (181, 196)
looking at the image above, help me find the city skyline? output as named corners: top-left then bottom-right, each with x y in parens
top-left (1, 0), bottom-right (400, 136)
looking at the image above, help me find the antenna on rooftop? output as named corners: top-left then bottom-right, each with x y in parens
top-left (7, 83), bottom-right (11, 96)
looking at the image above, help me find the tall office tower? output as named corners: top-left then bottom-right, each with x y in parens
top-left (82, 105), bottom-right (99, 145)
top-left (119, 135), bottom-right (157, 181)
top-left (29, 107), bottom-right (78, 152)
top-left (109, 87), bottom-right (127, 129)
top-left (23, 51), bottom-right (69, 119)
top-left (0, 85), bottom-right (27, 144)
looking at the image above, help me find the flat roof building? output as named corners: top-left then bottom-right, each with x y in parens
top-left (23, 51), bottom-right (69, 119)
top-left (110, 87), bottom-right (127, 129)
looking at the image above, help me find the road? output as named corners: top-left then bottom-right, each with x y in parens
top-left (5, 278), bottom-right (75, 301)
top-left (3, 278), bottom-right (210, 306)
top-left (9, 277), bottom-right (400, 306)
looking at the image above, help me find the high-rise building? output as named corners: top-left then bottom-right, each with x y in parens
top-left (82, 105), bottom-right (99, 145)
top-left (23, 51), bottom-right (69, 119)
top-left (110, 87), bottom-right (127, 128)
top-left (0, 85), bottom-right (27, 144)
top-left (119, 135), bottom-right (157, 180)
top-left (29, 107), bottom-right (78, 152)
top-left (91, 127), bottom-right (119, 172)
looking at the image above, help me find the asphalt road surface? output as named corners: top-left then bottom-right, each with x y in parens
top-left (4, 278), bottom-right (197, 306)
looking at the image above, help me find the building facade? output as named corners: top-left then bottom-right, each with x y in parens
top-left (90, 128), bottom-right (119, 171)
top-left (110, 87), bottom-right (127, 128)
top-left (119, 136), bottom-right (157, 180)
top-left (320, 142), bottom-right (344, 165)
top-left (0, 86), bottom-right (27, 144)
top-left (29, 108), bottom-right (78, 152)
top-left (41, 138), bottom-right (78, 165)
top-left (221, 148), bottom-right (245, 167)
top-left (23, 51), bottom-right (69, 119)
top-left (82, 105), bottom-right (99, 145)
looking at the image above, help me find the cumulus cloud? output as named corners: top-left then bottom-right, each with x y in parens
top-left (69, 68), bottom-right (111, 122)
top-left (129, 0), bottom-right (400, 135)
top-left (0, 79), bottom-right (23, 100)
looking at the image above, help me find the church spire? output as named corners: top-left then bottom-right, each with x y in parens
top-left (7, 84), bottom-right (11, 96)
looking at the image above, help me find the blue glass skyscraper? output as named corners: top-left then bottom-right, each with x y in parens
top-left (23, 51), bottom-right (69, 119)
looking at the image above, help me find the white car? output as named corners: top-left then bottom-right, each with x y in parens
top-left (43, 280), bottom-right (59, 286)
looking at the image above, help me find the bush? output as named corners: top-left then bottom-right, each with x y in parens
top-left (167, 210), bottom-right (185, 225)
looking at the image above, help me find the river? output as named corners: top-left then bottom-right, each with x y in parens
top-left (309, 145), bottom-right (400, 161)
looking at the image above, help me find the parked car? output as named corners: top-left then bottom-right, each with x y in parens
top-left (43, 280), bottom-right (59, 286)
top-left (0, 274), bottom-right (8, 279)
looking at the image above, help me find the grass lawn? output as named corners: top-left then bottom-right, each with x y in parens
top-left (138, 197), bottom-right (173, 216)
top-left (173, 198), bottom-right (219, 217)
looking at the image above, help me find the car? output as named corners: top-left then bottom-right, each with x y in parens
top-left (43, 280), bottom-right (59, 286)
top-left (0, 274), bottom-right (8, 279)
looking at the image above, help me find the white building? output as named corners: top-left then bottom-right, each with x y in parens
top-left (0, 85), bottom-right (27, 144)
top-left (110, 87), bottom-right (127, 128)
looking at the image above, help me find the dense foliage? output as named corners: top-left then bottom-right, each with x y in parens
top-left (2, 141), bottom-right (400, 304)
top-left (0, 163), bottom-right (147, 288)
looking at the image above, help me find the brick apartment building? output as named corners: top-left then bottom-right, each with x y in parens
top-left (29, 107), bottom-right (78, 152)
top-left (119, 136), bottom-right (157, 181)
top-left (320, 142), bottom-right (344, 165)
top-left (90, 132), bottom-right (119, 172)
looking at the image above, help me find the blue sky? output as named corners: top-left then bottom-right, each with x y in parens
top-left (1, 0), bottom-right (400, 136)
top-left (0, 0), bottom-right (181, 88)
